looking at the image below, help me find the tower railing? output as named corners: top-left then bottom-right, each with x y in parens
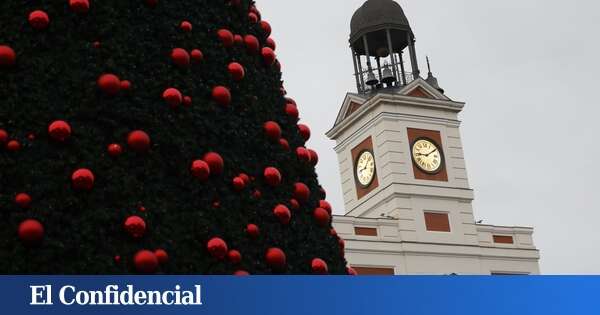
top-left (354, 59), bottom-right (414, 94)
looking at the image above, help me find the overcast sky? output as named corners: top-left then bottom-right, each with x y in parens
top-left (258, 0), bottom-right (600, 274)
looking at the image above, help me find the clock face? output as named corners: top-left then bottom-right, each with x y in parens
top-left (412, 139), bottom-right (443, 173)
top-left (355, 150), bottom-right (376, 187)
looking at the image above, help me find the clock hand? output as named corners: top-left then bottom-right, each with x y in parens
top-left (425, 148), bottom-right (438, 157)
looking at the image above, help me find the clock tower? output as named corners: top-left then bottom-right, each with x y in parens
top-left (328, 0), bottom-right (540, 275)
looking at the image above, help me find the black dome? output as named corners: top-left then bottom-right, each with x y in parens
top-left (350, 0), bottom-right (411, 43)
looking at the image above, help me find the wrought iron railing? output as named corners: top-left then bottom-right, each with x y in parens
top-left (354, 60), bottom-right (414, 93)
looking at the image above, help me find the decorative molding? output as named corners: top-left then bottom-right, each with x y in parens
top-left (327, 87), bottom-right (465, 140)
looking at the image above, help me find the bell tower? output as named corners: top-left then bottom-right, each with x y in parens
top-left (329, 0), bottom-right (475, 240)
top-left (328, 0), bottom-right (540, 275)
top-left (350, 0), bottom-right (420, 93)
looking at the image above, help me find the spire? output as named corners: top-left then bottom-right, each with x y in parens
top-left (426, 56), bottom-right (432, 75)
top-left (425, 56), bottom-right (445, 94)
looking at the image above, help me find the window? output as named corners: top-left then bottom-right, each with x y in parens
top-left (424, 212), bottom-right (451, 232)
top-left (354, 227), bottom-right (378, 236)
top-left (352, 267), bottom-right (395, 275)
top-left (493, 235), bottom-right (514, 244)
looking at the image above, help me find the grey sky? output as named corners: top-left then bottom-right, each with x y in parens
top-left (259, 0), bottom-right (600, 274)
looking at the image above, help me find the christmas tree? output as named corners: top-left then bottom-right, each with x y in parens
top-left (0, 0), bottom-right (350, 274)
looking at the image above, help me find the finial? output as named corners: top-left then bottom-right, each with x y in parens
top-left (424, 55), bottom-right (445, 94)
top-left (426, 55), bottom-right (432, 75)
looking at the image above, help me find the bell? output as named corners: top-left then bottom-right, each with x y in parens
top-left (381, 64), bottom-right (396, 85)
top-left (376, 47), bottom-right (389, 58)
top-left (365, 71), bottom-right (378, 86)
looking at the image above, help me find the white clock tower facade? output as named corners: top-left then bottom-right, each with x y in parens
top-left (328, 0), bottom-right (540, 275)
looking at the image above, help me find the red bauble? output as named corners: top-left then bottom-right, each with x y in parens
top-left (265, 247), bottom-right (286, 271)
top-left (234, 34), bottom-right (243, 46)
top-left (183, 96), bottom-right (192, 107)
top-left (293, 182), bottom-right (310, 203)
top-left (260, 20), bottom-right (272, 37)
top-left (107, 143), bottom-right (123, 157)
top-left (273, 204), bottom-right (291, 224)
top-left (18, 219), bottom-right (44, 244)
top-left (212, 86), bottom-right (231, 107)
top-left (97, 74), bottom-right (121, 96)
top-left (238, 173), bottom-right (250, 185)
top-left (296, 147), bottom-right (311, 163)
top-left (234, 270), bottom-right (250, 276)
top-left (308, 149), bottom-right (319, 166)
top-left (311, 258), bottom-right (329, 274)
top-left (330, 228), bottom-right (338, 237)
top-left (28, 10), bottom-right (50, 30)
top-left (244, 35), bottom-right (260, 54)
top-left (261, 47), bottom-right (276, 66)
top-left (162, 87), bottom-right (183, 107)
top-left (347, 266), bottom-right (358, 276)
top-left (246, 224), bottom-right (260, 238)
top-left (228, 62), bottom-right (245, 81)
top-left (6, 140), bottom-right (21, 152)
top-left (190, 49), bottom-right (203, 63)
top-left (171, 48), bottom-right (190, 68)
top-left (69, 0), bottom-right (90, 14)
top-left (319, 200), bottom-right (332, 214)
top-left (203, 152), bottom-right (224, 175)
top-left (0, 46), bottom-right (16, 67)
top-left (263, 121), bottom-right (281, 141)
top-left (48, 120), bottom-right (72, 142)
top-left (232, 176), bottom-right (245, 191)
top-left (227, 250), bottom-right (242, 264)
top-left (15, 193), bottom-right (32, 209)
top-left (120, 80), bottom-right (131, 91)
top-left (127, 130), bottom-right (151, 152)
top-left (289, 199), bottom-right (300, 210)
top-left (0, 129), bottom-right (8, 144)
top-left (279, 138), bottom-right (290, 151)
top-left (285, 103), bottom-right (299, 119)
top-left (71, 168), bottom-right (95, 191)
top-left (313, 207), bottom-right (330, 226)
top-left (124, 215), bottom-right (146, 239)
top-left (298, 124), bottom-right (311, 141)
top-left (217, 29), bottom-right (234, 47)
top-left (207, 237), bottom-right (228, 260)
top-left (134, 250), bottom-right (159, 273)
top-left (180, 21), bottom-right (192, 32)
top-left (263, 167), bottom-right (282, 187)
top-left (252, 189), bottom-right (262, 199)
top-left (155, 249), bottom-right (169, 264)
top-left (266, 37), bottom-right (276, 50)
top-left (248, 12), bottom-right (258, 24)
top-left (191, 160), bottom-right (210, 180)
top-left (286, 97), bottom-right (297, 105)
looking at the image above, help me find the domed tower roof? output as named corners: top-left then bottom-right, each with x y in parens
top-left (350, 0), bottom-right (412, 43)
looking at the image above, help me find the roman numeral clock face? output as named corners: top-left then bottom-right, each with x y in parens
top-left (412, 139), bottom-right (443, 173)
top-left (355, 151), bottom-right (376, 187)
